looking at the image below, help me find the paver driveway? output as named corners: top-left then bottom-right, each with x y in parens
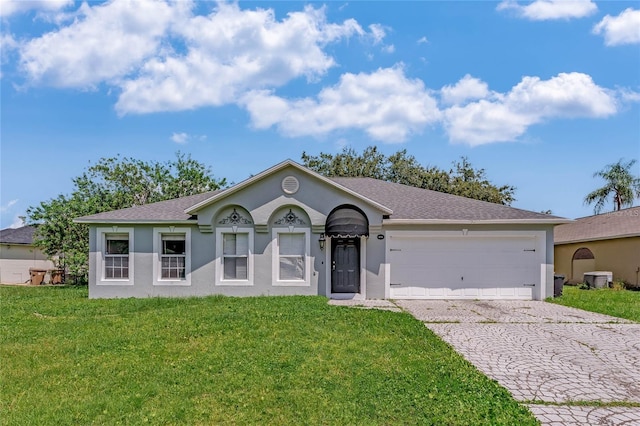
top-left (396, 300), bottom-right (640, 426)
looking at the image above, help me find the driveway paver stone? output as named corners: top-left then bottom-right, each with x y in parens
top-left (394, 300), bottom-right (640, 426)
top-left (527, 405), bottom-right (640, 426)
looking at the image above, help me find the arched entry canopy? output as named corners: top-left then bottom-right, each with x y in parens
top-left (325, 206), bottom-right (369, 238)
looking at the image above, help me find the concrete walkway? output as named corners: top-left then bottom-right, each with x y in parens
top-left (396, 300), bottom-right (640, 426)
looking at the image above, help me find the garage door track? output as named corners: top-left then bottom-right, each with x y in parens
top-left (396, 300), bottom-right (640, 426)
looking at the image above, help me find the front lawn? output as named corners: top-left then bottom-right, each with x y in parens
top-left (551, 286), bottom-right (640, 322)
top-left (0, 286), bottom-right (537, 425)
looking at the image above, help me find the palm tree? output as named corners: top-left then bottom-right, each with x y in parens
top-left (584, 159), bottom-right (640, 214)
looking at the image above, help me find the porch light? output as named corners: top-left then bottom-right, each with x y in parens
top-left (319, 233), bottom-right (326, 250)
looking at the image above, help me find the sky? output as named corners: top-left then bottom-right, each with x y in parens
top-left (1, 0), bottom-right (639, 230)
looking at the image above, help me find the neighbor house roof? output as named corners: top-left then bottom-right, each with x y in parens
top-left (554, 206), bottom-right (640, 244)
top-left (76, 161), bottom-right (567, 225)
top-left (0, 225), bottom-right (36, 245)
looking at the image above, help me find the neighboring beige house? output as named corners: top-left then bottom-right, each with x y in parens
top-left (76, 160), bottom-right (568, 300)
top-left (0, 226), bottom-right (54, 284)
top-left (554, 206), bottom-right (640, 287)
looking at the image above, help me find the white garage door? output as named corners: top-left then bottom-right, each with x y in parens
top-left (388, 235), bottom-right (538, 300)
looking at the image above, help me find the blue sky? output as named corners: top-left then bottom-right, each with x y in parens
top-left (1, 0), bottom-right (639, 229)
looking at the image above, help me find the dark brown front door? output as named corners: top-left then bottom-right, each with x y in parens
top-left (331, 238), bottom-right (360, 293)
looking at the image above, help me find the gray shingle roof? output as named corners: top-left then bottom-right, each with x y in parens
top-left (76, 190), bottom-right (221, 222)
top-left (0, 225), bottom-right (36, 245)
top-left (76, 175), bottom-right (563, 223)
top-left (331, 177), bottom-right (562, 221)
top-left (554, 206), bottom-right (640, 244)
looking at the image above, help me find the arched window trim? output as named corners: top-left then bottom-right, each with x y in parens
top-left (572, 247), bottom-right (595, 260)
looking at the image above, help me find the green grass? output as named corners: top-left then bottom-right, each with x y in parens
top-left (1, 286), bottom-right (537, 425)
top-left (551, 286), bottom-right (640, 322)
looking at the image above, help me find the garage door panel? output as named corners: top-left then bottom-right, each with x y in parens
top-left (389, 236), bottom-right (538, 300)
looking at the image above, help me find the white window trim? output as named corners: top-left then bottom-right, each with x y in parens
top-left (96, 227), bottom-right (134, 286)
top-left (216, 227), bottom-right (254, 286)
top-left (153, 227), bottom-right (192, 286)
top-left (272, 228), bottom-right (311, 287)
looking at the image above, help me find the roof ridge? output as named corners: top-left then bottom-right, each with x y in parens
top-left (572, 205), bottom-right (640, 220)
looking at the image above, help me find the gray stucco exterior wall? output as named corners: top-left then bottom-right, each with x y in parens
top-left (88, 167), bottom-right (389, 299)
top-left (86, 163), bottom-right (557, 301)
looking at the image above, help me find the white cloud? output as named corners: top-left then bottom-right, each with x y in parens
top-left (171, 132), bottom-right (189, 144)
top-left (417, 36), bottom-right (429, 44)
top-left (442, 72), bottom-right (618, 145)
top-left (115, 3), bottom-right (367, 114)
top-left (9, 215), bottom-right (24, 229)
top-left (593, 8), bottom-right (640, 46)
top-left (19, 0), bottom-right (187, 88)
top-left (440, 74), bottom-right (491, 106)
top-left (12, 1), bottom-right (381, 115)
top-left (382, 44), bottom-right (395, 53)
top-left (1, 199), bottom-right (23, 230)
top-left (0, 0), bottom-right (73, 17)
top-left (242, 66), bottom-right (441, 143)
top-left (497, 0), bottom-right (597, 20)
top-left (619, 89), bottom-right (640, 103)
top-left (368, 24), bottom-right (386, 44)
top-left (0, 199), bottom-right (18, 212)
top-left (0, 32), bottom-right (17, 51)
top-left (5, 2), bottom-right (634, 147)
top-left (0, 32), bottom-right (18, 74)
top-left (170, 132), bottom-right (206, 144)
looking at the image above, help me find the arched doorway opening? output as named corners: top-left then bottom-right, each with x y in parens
top-left (325, 206), bottom-right (368, 294)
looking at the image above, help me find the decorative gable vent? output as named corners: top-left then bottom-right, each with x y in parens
top-left (282, 176), bottom-right (299, 194)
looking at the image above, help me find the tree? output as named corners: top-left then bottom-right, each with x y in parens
top-left (301, 146), bottom-right (387, 180)
top-left (385, 150), bottom-right (450, 192)
top-left (584, 159), bottom-right (640, 214)
top-left (301, 146), bottom-right (515, 205)
top-left (27, 152), bottom-right (226, 283)
top-left (448, 157), bottom-right (516, 205)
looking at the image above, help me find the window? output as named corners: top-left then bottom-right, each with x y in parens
top-left (216, 228), bottom-right (253, 286)
top-left (161, 235), bottom-right (186, 279)
top-left (223, 233), bottom-right (248, 280)
top-left (272, 229), bottom-right (310, 286)
top-left (153, 227), bottom-right (191, 286)
top-left (278, 233), bottom-right (305, 281)
top-left (97, 228), bottom-right (133, 285)
top-left (105, 234), bottom-right (129, 279)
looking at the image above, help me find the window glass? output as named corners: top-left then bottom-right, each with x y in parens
top-left (106, 238), bottom-right (128, 255)
top-left (105, 256), bottom-right (129, 279)
top-left (279, 233), bottom-right (304, 256)
top-left (223, 257), bottom-right (248, 280)
top-left (278, 233), bottom-right (305, 280)
top-left (163, 239), bottom-right (185, 255)
top-left (279, 256), bottom-right (304, 280)
top-left (105, 234), bottom-right (129, 279)
top-left (223, 233), bottom-right (248, 255)
top-left (222, 233), bottom-right (249, 280)
top-left (160, 234), bottom-right (186, 280)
